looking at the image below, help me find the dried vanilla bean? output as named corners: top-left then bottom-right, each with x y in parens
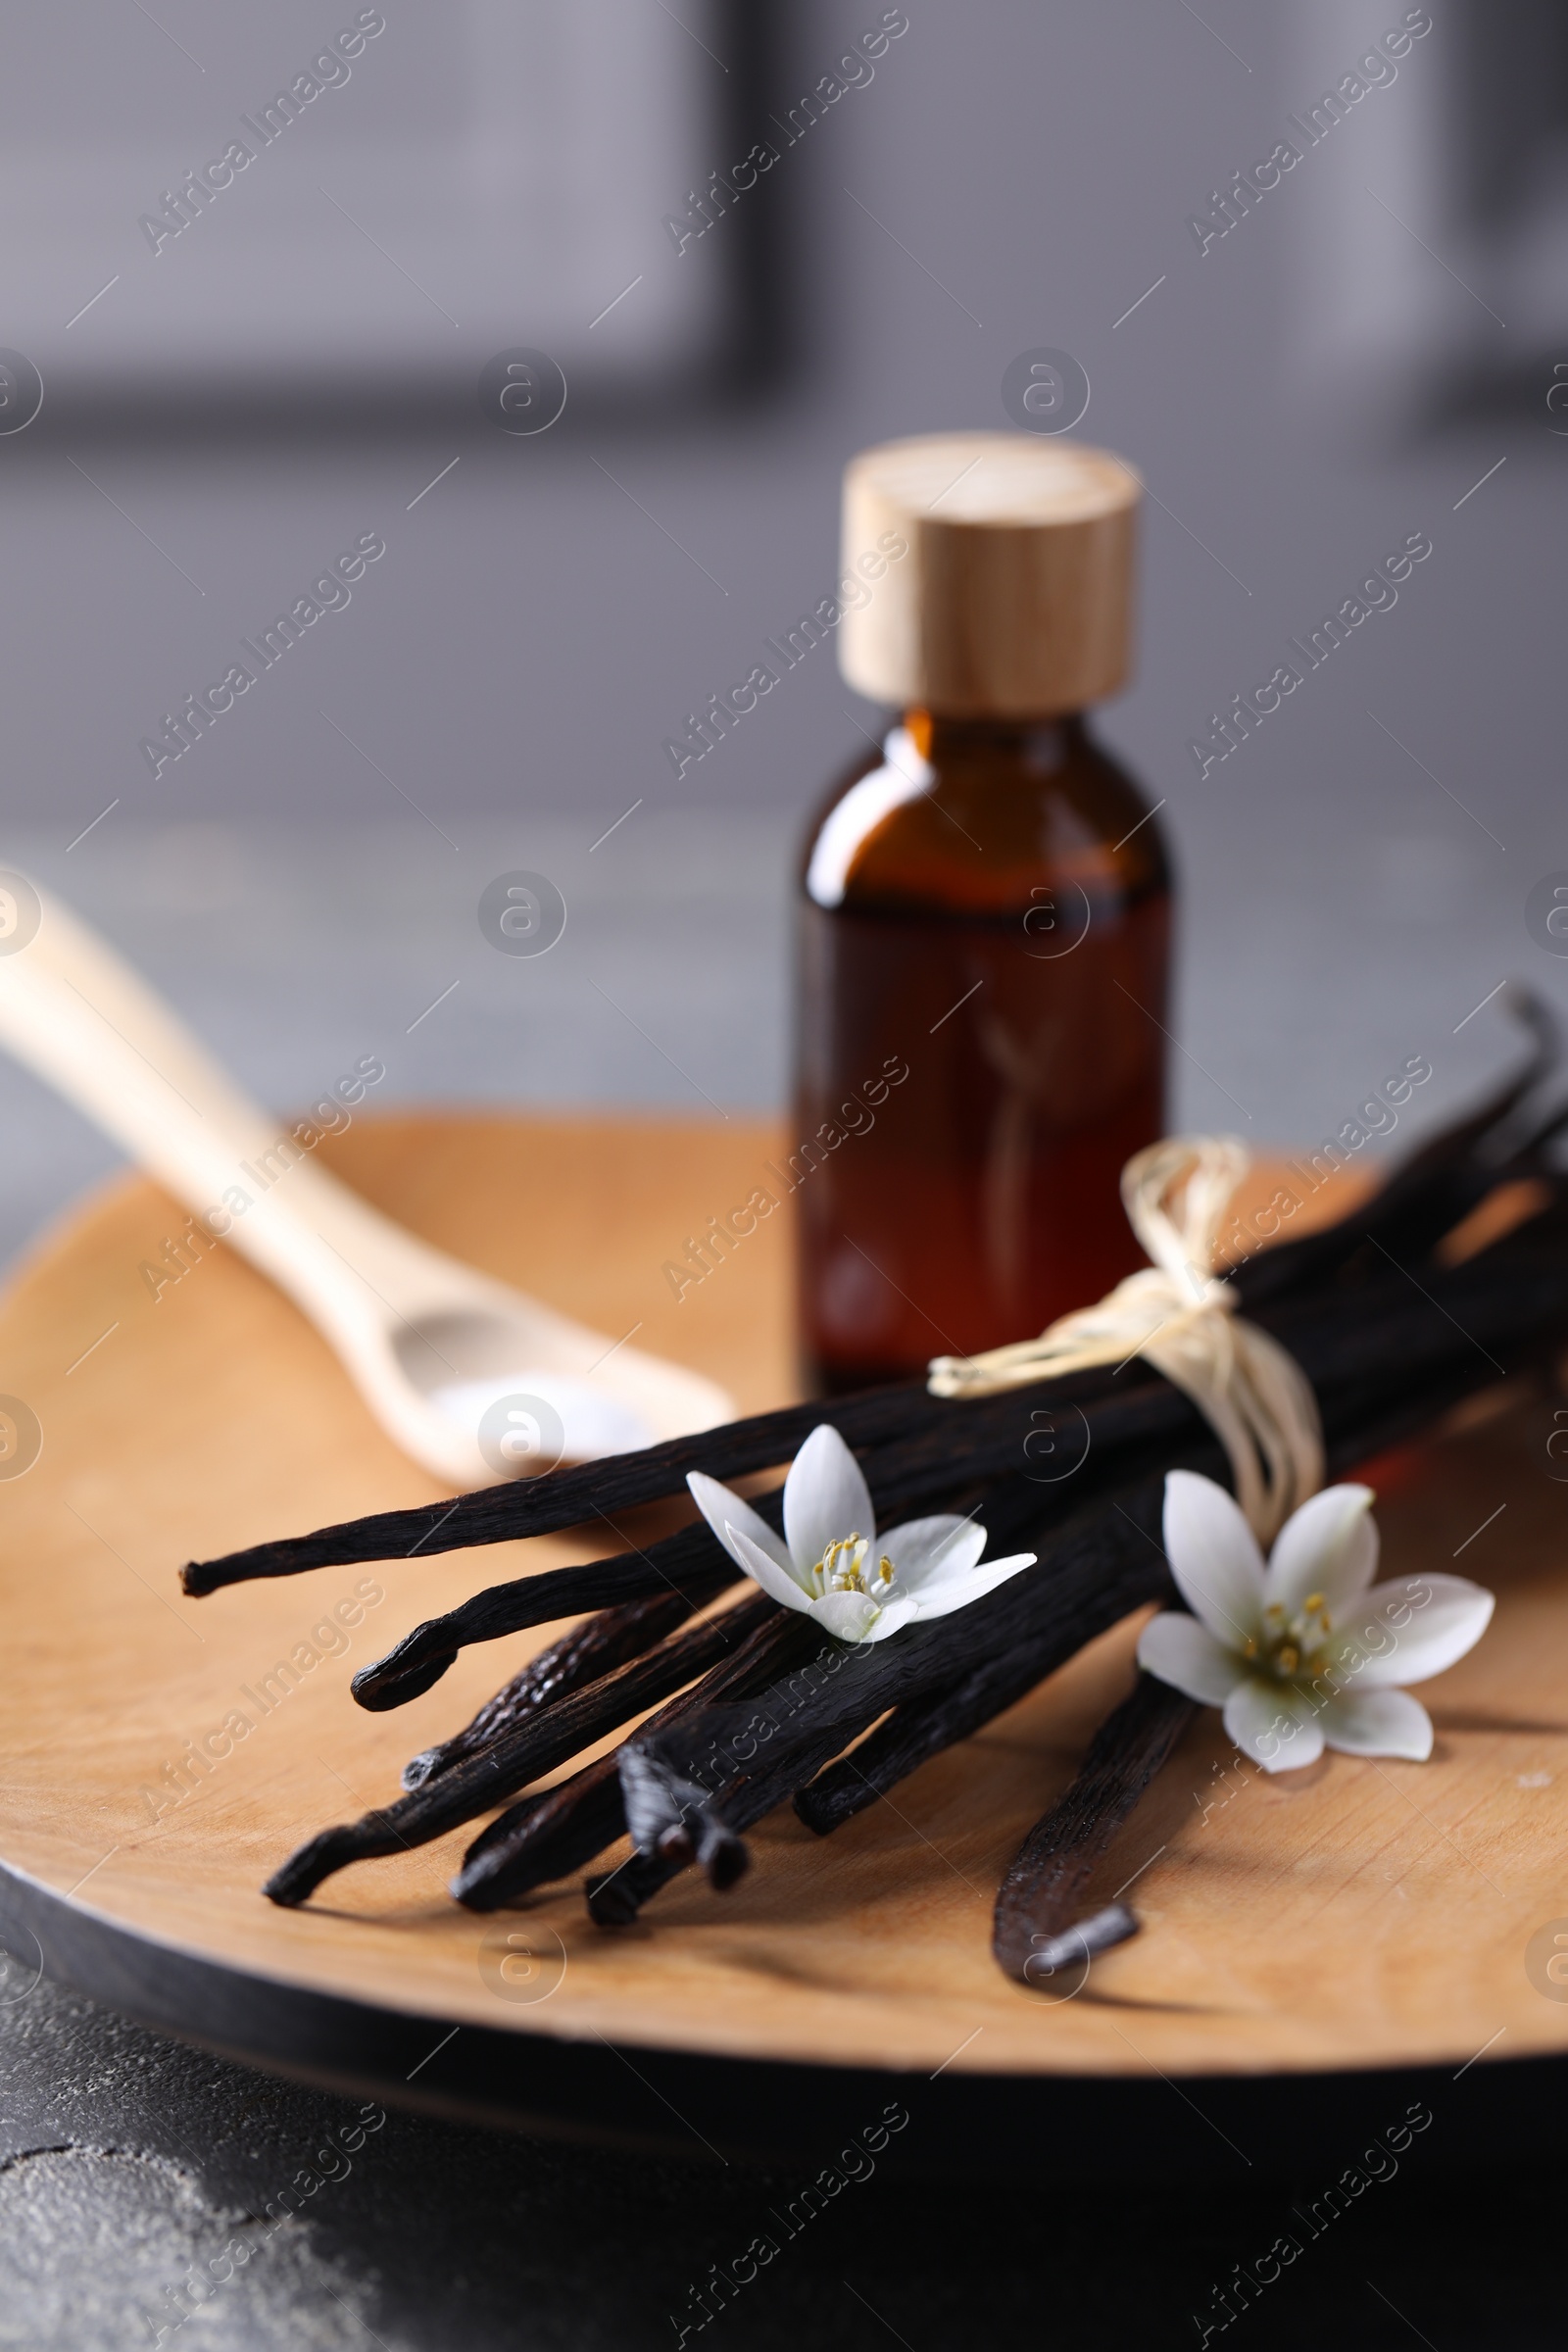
top-left (263, 1590), bottom-right (780, 1907)
top-left (988, 1355), bottom-right (1535, 1982)
top-left (345, 1391), bottom-right (1129, 1715)
top-left (453, 1604), bottom-right (811, 1909)
top-left (798, 1336), bottom-right (1525, 1845)
top-left (265, 1217), bottom-right (1568, 1911)
top-left (980, 1346), bottom-right (1535, 1984)
top-left (183, 1383), bottom-right (974, 1595)
top-left (228, 1012), bottom-right (1568, 1929)
top-left (456, 1760), bottom-right (624, 1907)
top-left (400, 1587), bottom-right (705, 1790)
top-left (1234, 999), bottom-right (1560, 1304)
top-left (794, 1646), bottom-right (1060, 1835)
top-left (603, 1282), bottom-right (1568, 1929)
top-left (596, 1487), bottom-right (1177, 1924)
top-left (315, 1204), bottom-right (1568, 1724)
top-left (618, 1232), bottom-right (1561, 1836)
top-left (349, 1529), bottom-right (741, 1712)
top-left (992, 1677), bottom-right (1197, 1984)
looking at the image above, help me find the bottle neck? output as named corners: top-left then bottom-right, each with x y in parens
top-left (903, 709), bottom-right (1091, 765)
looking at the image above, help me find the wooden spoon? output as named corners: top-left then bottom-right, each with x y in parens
top-left (0, 871), bottom-right (732, 1484)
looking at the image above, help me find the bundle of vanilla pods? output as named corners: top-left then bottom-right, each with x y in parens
top-left (181, 998), bottom-right (1568, 1982)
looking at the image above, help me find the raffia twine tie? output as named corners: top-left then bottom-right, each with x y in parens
top-left (926, 1135), bottom-right (1324, 1544)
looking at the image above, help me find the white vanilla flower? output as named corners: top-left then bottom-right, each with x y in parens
top-left (687, 1423), bottom-right (1036, 1645)
top-left (1137, 1469), bottom-right (1494, 1772)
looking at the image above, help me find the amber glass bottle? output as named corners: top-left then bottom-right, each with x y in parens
top-left (795, 433), bottom-right (1171, 1394)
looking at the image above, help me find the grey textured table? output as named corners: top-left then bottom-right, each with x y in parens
top-left (0, 1975), bottom-right (1553, 2349)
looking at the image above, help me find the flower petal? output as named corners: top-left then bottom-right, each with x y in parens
top-left (1320, 1688), bottom-right (1434, 1761)
top-left (1262, 1484), bottom-right (1378, 1618)
top-left (783, 1424), bottom-right (876, 1580)
top-left (686, 1471), bottom-right (797, 1586)
top-left (859, 1594), bottom-right (920, 1642)
top-left (1162, 1470), bottom-right (1266, 1647)
top-left (1221, 1675), bottom-right (1325, 1773)
top-left (1331, 1572), bottom-right (1494, 1690)
top-left (879, 1515), bottom-right (987, 1591)
top-left (905, 1551), bottom-right (1036, 1622)
top-left (1137, 1612), bottom-right (1248, 1706)
top-left (808, 1588), bottom-right (882, 1643)
top-left (728, 1526), bottom-right (813, 1615)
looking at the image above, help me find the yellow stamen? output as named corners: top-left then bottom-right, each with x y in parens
top-left (813, 1533), bottom-right (881, 1598)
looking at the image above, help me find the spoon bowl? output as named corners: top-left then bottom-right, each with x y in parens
top-left (0, 874), bottom-right (733, 1485)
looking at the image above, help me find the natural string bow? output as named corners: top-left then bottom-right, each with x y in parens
top-left (927, 1135), bottom-right (1324, 1543)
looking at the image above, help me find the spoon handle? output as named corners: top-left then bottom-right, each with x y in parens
top-left (0, 872), bottom-right (733, 1477)
top-left (0, 875), bottom-right (484, 1337)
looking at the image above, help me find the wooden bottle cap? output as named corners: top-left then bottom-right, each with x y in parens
top-left (838, 431), bottom-right (1142, 716)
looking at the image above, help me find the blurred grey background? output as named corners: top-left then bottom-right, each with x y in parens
top-left (0, 0), bottom-right (1563, 1270)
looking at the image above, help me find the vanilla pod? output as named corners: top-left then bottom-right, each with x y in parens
top-left (794, 1647), bottom-right (1059, 1835)
top-left (349, 1533), bottom-right (740, 1712)
top-left (453, 1602), bottom-right (810, 1910)
top-left (1232, 1002), bottom-right (1560, 1303)
top-left (226, 1018), bottom-right (1568, 1939)
top-left (264, 1208), bottom-right (1568, 1913)
top-left (263, 1591), bottom-right (786, 1907)
top-left (601, 1483), bottom-right (1177, 1922)
top-left (979, 1350), bottom-right (1525, 1985)
top-left (991, 1678), bottom-right (1196, 1984)
top-left (274, 1210), bottom-right (1568, 1911)
top-left (793, 1347), bottom-right (1506, 1842)
top-left (183, 1383), bottom-right (960, 1595)
top-left (350, 1483), bottom-right (812, 1714)
top-left (797, 1347), bottom-right (1538, 1976)
top-left (400, 1588), bottom-right (704, 1790)
top-left (456, 1761), bottom-right (624, 1909)
top-left (606, 1253), bottom-right (1568, 1928)
top-left (304, 1198), bottom-right (1568, 1721)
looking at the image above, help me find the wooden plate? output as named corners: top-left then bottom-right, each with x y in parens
top-left (2, 1115), bottom-right (1566, 2175)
